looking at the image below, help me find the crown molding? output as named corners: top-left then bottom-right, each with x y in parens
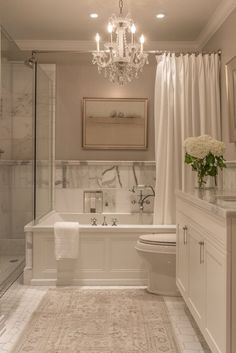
top-left (197, 0), bottom-right (236, 48)
top-left (145, 41), bottom-right (198, 51)
top-left (16, 40), bottom-right (96, 52)
top-left (16, 39), bottom-right (198, 52)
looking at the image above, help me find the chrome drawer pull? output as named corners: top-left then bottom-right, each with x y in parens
top-left (198, 241), bottom-right (204, 264)
top-left (183, 226), bottom-right (188, 244)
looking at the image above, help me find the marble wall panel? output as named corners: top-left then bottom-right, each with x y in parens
top-left (11, 163), bottom-right (32, 188)
top-left (0, 165), bottom-right (11, 186)
top-left (12, 63), bottom-right (33, 161)
top-left (0, 185), bottom-right (11, 238)
top-left (0, 59), bottom-right (12, 159)
top-left (10, 163), bottom-right (33, 239)
top-left (55, 161), bottom-right (156, 214)
top-left (55, 189), bottom-right (84, 213)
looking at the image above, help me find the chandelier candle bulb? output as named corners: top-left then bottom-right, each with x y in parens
top-left (95, 33), bottom-right (100, 52)
top-left (131, 23), bottom-right (136, 45)
top-left (107, 22), bottom-right (113, 43)
top-left (140, 35), bottom-right (145, 52)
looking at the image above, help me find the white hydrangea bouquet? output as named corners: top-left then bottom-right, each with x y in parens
top-left (184, 135), bottom-right (226, 188)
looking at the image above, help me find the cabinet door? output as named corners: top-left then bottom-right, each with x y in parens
top-left (176, 213), bottom-right (188, 297)
top-left (188, 227), bottom-right (205, 325)
top-left (205, 242), bottom-right (226, 353)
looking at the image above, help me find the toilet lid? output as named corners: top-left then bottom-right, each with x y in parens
top-left (139, 233), bottom-right (176, 246)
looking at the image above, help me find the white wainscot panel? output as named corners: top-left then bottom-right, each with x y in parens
top-left (110, 235), bottom-right (144, 271)
top-left (78, 236), bottom-right (106, 271)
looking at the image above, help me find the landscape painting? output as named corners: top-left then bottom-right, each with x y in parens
top-left (82, 98), bottom-right (148, 149)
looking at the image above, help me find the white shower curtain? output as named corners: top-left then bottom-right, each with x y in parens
top-left (153, 53), bottom-right (221, 224)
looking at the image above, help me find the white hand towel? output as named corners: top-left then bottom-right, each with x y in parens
top-left (54, 222), bottom-right (79, 260)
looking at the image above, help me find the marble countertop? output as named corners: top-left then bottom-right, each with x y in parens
top-left (176, 189), bottom-right (236, 218)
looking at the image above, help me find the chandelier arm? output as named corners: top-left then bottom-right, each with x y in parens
top-left (92, 52), bottom-right (113, 68)
top-left (129, 55), bottom-right (148, 69)
top-left (119, 0), bottom-right (123, 14)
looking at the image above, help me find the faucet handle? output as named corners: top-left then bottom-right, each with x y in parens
top-left (111, 218), bottom-right (118, 226)
top-left (91, 217), bottom-right (97, 226)
top-left (129, 186), bottom-right (136, 193)
top-left (102, 216), bottom-right (108, 226)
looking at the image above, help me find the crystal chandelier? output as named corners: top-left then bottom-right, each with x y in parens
top-left (92, 0), bottom-right (149, 85)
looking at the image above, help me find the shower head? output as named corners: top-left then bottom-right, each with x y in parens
top-left (24, 51), bottom-right (37, 68)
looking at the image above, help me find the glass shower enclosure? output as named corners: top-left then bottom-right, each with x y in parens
top-left (0, 27), bottom-right (33, 294)
top-left (0, 27), bottom-right (54, 294)
top-left (34, 63), bottom-right (54, 221)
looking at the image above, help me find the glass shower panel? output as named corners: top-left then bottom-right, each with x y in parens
top-left (34, 64), bottom-right (54, 220)
top-left (0, 27), bottom-right (33, 295)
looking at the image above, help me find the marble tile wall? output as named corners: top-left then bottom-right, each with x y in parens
top-left (0, 48), bottom-right (13, 243)
top-left (0, 57), bottom-right (12, 160)
top-left (0, 164), bottom-right (11, 239)
top-left (0, 161), bottom-right (33, 241)
top-left (12, 63), bottom-right (33, 160)
top-left (55, 161), bottom-right (156, 214)
top-left (11, 162), bottom-right (33, 238)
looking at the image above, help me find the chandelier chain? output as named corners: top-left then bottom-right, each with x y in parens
top-left (119, 0), bottom-right (123, 14)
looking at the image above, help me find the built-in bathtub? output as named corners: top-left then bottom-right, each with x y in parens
top-left (24, 211), bottom-right (176, 286)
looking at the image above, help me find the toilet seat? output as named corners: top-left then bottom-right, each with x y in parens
top-left (136, 233), bottom-right (176, 254)
top-left (139, 233), bottom-right (176, 246)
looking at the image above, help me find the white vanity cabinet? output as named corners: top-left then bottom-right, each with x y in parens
top-left (176, 191), bottom-right (235, 353)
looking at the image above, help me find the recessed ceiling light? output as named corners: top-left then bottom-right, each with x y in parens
top-left (90, 13), bottom-right (98, 18)
top-left (156, 13), bottom-right (165, 19)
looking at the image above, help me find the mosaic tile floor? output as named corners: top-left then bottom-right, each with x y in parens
top-left (0, 278), bottom-right (212, 353)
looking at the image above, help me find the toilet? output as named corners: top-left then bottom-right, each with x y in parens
top-left (135, 233), bottom-right (179, 296)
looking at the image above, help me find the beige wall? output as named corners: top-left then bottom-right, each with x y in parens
top-left (204, 8), bottom-right (236, 160)
top-left (56, 60), bottom-right (156, 160)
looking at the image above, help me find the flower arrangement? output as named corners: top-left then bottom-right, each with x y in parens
top-left (184, 135), bottom-right (226, 188)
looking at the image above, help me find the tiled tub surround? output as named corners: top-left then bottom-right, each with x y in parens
top-left (55, 160), bottom-right (156, 214)
top-left (24, 211), bottom-right (176, 286)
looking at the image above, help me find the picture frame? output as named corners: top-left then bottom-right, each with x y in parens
top-left (82, 97), bottom-right (148, 150)
top-left (226, 56), bottom-right (236, 141)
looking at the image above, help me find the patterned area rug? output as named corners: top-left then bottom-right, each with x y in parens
top-left (12, 288), bottom-right (180, 353)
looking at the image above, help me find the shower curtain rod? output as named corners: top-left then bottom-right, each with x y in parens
top-left (30, 49), bottom-right (222, 56)
top-left (150, 49), bottom-right (222, 56)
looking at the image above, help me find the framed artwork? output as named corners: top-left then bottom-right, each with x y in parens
top-left (82, 97), bottom-right (148, 149)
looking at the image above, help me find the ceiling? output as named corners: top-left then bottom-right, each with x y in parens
top-left (0, 0), bottom-right (229, 44)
